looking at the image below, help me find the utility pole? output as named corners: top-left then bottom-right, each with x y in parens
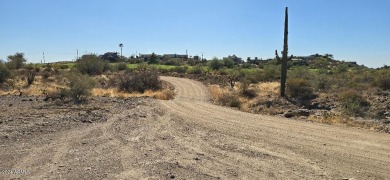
top-left (42, 51), bottom-right (45, 64)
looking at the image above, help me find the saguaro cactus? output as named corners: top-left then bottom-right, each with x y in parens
top-left (275, 7), bottom-right (293, 97)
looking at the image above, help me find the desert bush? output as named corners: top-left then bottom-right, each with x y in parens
top-left (136, 63), bottom-right (156, 72)
top-left (223, 58), bottom-right (235, 68)
top-left (164, 58), bottom-right (183, 66)
top-left (217, 68), bottom-right (229, 75)
top-left (117, 62), bottom-right (128, 71)
top-left (75, 54), bottom-right (108, 75)
top-left (187, 65), bottom-right (203, 74)
top-left (108, 64), bottom-right (119, 72)
top-left (240, 80), bottom-right (257, 99)
top-left (289, 66), bottom-right (314, 80)
top-left (219, 93), bottom-right (241, 108)
top-left (26, 70), bottom-right (36, 86)
top-left (250, 65), bottom-right (280, 82)
top-left (208, 58), bottom-right (224, 70)
top-left (377, 76), bottom-right (390, 91)
top-left (41, 88), bottom-right (67, 102)
top-left (334, 64), bottom-right (349, 73)
top-left (66, 72), bottom-right (95, 103)
top-left (226, 69), bottom-right (243, 88)
top-left (118, 70), bottom-right (162, 93)
top-left (53, 64), bottom-right (69, 70)
top-left (286, 78), bottom-right (315, 100)
top-left (41, 71), bottom-right (51, 80)
top-left (338, 90), bottom-right (370, 117)
top-left (312, 74), bottom-right (332, 92)
top-left (366, 104), bottom-right (387, 119)
top-left (0, 63), bottom-right (11, 83)
top-left (372, 70), bottom-right (390, 91)
top-left (310, 57), bottom-right (331, 69)
top-left (172, 66), bottom-right (188, 73)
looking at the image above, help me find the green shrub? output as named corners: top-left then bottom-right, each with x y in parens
top-left (208, 58), bottom-right (223, 70)
top-left (53, 64), bottom-right (69, 70)
top-left (66, 72), bottom-right (95, 103)
top-left (117, 62), bottom-right (128, 71)
top-left (312, 74), bottom-right (332, 92)
top-left (338, 90), bottom-right (370, 117)
top-left (223, 58), bottom-right (235, 68)
top-left (108, 64), bottom-right (119, 72)
top-left (136, 63), bottom-right (156, 72)
top-left (289, 66), bottom-right (314, 80)
top-left (373, 70), bottom-right (390, 91)
top-left (187, 65), bottom-right (203, 74)
top-left (335, 64), bottom-right (349, 73)
top-left (218, 68), bottom-right (229, 75)
top-left (0, 63), bottom-right (10, 83)
top-left (253, 65), bottom-right (280, 82)
top-left (118, 70), bottom-right (162, 93)
top-left (377, 76), bottom-right (390, 91)
top-left (172, 66), bottom-right (188, 73)
top-left (75, 54), bottom-right (108, 75)
top-left (286, 78), bottom-right (315, 100)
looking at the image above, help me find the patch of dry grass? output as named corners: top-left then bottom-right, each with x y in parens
top-left (210, 82), bottom-right (282, 112)
top-left (153, 89), bottom-right (175, 100)
top-left (209, 85), bottom-right (223, 102)
top-left (307, 113), bottom-right (390, 133)
top-left (1, 74), bottom-right (175, 101)
top-left (256, 82), bottom-right (280, 97)
top-left (91, 88), bottom-right (174, 100)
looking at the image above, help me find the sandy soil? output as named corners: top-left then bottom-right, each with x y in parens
top-left (1, 76), bottom-right (390, 179)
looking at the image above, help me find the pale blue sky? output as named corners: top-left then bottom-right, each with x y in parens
top-left (1, 0), bottom-right (389, 67)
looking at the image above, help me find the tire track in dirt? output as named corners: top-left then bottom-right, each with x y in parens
top-left (160, 76), bottom-right (390, 179)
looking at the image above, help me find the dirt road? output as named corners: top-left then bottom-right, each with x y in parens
top-left (159, 76), bottom-right (390, 179)
top-left (1, 77), bottom-right (390, 179)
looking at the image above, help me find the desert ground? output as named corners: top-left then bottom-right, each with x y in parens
top-left (1, 77), bottom-right (390, 179)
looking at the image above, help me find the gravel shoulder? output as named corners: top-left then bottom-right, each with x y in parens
top-left (1, 77), bottom-right (389, 179)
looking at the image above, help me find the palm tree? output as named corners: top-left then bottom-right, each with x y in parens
top-left (119, 43), bottom-right (123, 59)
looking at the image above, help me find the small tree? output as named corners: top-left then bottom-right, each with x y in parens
top-left (7, 53), bottom-right (27, 69)
top-left (148, 53), bottom-right (158, 64)
top-left (226, 69), bottom-right (241, 88)
top-left (66, 72), bottom-right (95, 103)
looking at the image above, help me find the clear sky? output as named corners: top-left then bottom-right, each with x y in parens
top-left (1, 0), bottom-right (389, 67)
